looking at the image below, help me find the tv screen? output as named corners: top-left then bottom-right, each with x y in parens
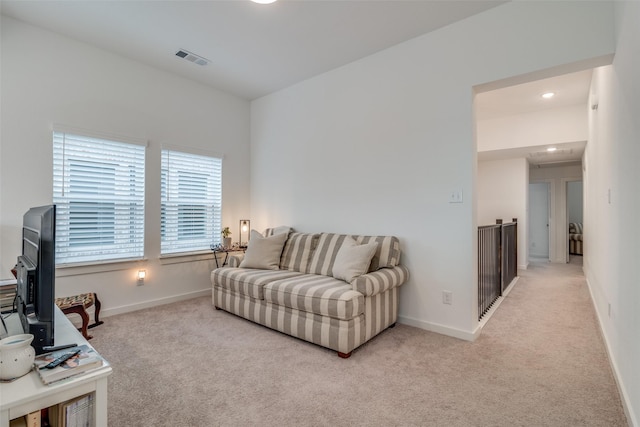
top-left (15, 204), bottom-right (56, 354)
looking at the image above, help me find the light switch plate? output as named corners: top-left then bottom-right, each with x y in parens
top-left (449, 190), bottom-right (463, 203)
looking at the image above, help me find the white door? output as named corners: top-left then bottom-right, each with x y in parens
top-left (529, 182), bottom-right (550, 260)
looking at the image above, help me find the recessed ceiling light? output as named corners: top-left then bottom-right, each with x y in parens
top-left (547, 147), bottom-right (557, 152)
top-left (542, 92), bottom-right (555, 99)
top-left (251, 0), bottom-right (277, 3)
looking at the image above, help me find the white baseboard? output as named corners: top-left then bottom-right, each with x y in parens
top-left (585, 278), bottom-right (638, 427)
top-left (518, 263), bottom-right (528, 270)
top-left (502, 276), bottom-right (519, 297)
top-left (100, 288), bottom-right (212, 319)
top-left (398, 315), bottom-right (480, 342)
top-left (476, 276), bottom-right (519, 331)
top-left (398, 275), bottom-right (520, 344)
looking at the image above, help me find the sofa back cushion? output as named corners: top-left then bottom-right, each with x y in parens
top-left (353, 235), bottom-right (401, 271)
top-left (569, 222), bottom-right (583, 234)
top-left (279, 232), bottom-right (320, 272)
top-left (307, 233), bottom-right (401, 277)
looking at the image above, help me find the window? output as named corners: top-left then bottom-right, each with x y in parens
top-left (53, 130), bottom-right (146, 264)
top-left (161, 149), bottom-right (222, 255)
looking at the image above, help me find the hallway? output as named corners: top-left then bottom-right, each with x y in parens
top-left (477, 256), bottom-right (627, 425)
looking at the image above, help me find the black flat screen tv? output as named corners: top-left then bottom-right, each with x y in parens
top-left (15, 204), bottom-right (56, 354)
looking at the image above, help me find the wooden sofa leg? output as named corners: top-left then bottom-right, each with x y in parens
top-left (337, 351), bottom-right (352, 359)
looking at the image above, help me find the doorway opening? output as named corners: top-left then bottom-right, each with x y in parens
top-left (529, 182), bottom-right (550, 261)
top-left (566, 180), bottom-right (583, 263)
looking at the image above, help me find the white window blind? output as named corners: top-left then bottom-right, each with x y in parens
top-left (53, 130), bottom-right (146, 264)
top-left (161, 149), bottom-right (222, 254)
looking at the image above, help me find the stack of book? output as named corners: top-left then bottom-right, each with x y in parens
top-left (0, 279), bottom-right (17, 313)
top-left (10, 394), bottom-right (95, 427)
top-left (48, 393), bottom-right (95, 427)
top-left (33, 345), bottom-right (105, 385)
top-left (8, 410), bottom-right (39, 427)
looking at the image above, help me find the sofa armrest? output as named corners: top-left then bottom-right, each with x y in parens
top-left (228, 254), bottom-right (245, 267)
top-left (351, 265), bottom-right (409, 296)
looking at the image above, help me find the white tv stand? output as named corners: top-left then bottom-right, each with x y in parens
top-left (0, 306), bottom-right (112, 427)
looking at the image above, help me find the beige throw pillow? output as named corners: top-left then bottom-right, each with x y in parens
top-left (239, 230), bottom-right (288, 270)
top-left (264, 226), bottom-right (292, 237)
top-left (332, 237), bottom-right (379, 283)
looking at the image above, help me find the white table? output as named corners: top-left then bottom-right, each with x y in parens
top-left (0, 307), bottom-right (112, 427)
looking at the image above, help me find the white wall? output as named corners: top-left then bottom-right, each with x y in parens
top-left (584, 1), bottom-right (640, 424)
top-left (0, 17), bottom-right (251, 314)
top-left (0, 15), bottom-right (3, 271)
top-left (477, 105), bottom-right (587, 152)
top-left (477, 158), bottom-right (528, 268)
top-left (250, 1), bottom-right (615, 339)
top-left (529, 164), bottom-right (582, 263)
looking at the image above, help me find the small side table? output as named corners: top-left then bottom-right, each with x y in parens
top-left (211, 245), bottom-right (245, 268)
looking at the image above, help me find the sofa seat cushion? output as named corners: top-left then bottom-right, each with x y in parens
top-left (263, 274), bottom-right (364, 321)
top-left (211, 268), bottom-right (305, 300)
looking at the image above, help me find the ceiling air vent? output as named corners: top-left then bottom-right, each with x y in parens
top-left (175, 49), bottom-right (209, 66)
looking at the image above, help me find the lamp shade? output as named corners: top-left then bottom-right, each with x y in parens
top-left (239, 220), bottom-right (250, 248)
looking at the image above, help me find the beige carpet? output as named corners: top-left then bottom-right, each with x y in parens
top-left (90, 259), bottom-right (627, 426)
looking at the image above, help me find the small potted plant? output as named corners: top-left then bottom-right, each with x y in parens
top-left (221, 227), bottom-right (232, 248)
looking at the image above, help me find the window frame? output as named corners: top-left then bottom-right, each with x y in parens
top-left (160, 147), bottom-right (223, 256)
top-left (52, 126), bottom-right (147, 266)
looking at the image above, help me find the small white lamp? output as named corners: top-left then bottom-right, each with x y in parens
top-left (239, 220), bottom-right (250, 248)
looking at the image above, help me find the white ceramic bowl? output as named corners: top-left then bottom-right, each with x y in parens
top-left (0, 333), bottom-right (36, 380)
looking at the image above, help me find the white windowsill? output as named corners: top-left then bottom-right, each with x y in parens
top-left (56, 258), bottom-right (148, 277)
top-left (158, 250), bottom-right (217, 265)
top-left (54, 251), bottom-right (221, 276)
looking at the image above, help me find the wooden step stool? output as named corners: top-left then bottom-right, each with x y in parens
top-left (55, 293), bottom-right (104, 340)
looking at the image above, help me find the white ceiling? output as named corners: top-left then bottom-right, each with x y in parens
top-left (1, 0), bottom-right (505, 100)
top-left (475, 69), bottom-right (593, 121)
top-left (477, 141), bottom-right (587, 167)
top-left (476, 69), bottom-right (593, 165)
top-left (2, 0), bottom-right (593, 166)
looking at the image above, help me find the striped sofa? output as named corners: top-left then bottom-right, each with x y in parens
top-left (569, 222), bottom-right (583, 255)
top-left (211, 231), bottom-right (409, 358)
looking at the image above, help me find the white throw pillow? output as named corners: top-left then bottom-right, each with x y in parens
top-left (265, 226), bottom-right (292, 237)
top-left (332, 237), bottom-right (379, 283)
top-left (239, 230), bottom-right (288, 270)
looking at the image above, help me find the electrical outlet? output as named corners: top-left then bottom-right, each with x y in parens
top-left (443, 291), bottom-right (453, 305)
